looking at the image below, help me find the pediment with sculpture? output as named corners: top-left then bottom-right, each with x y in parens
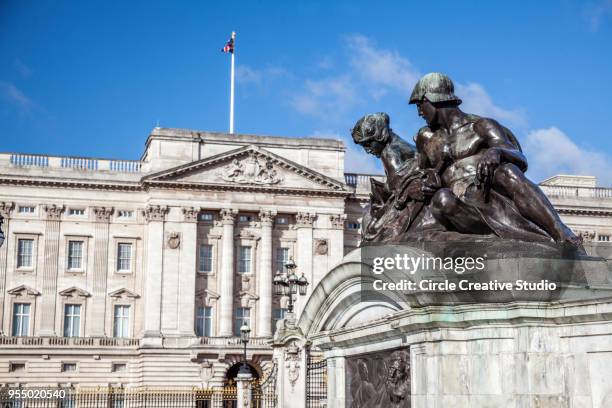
top-left (142, 145), bottom-right (346, 194)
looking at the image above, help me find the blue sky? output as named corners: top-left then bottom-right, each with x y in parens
top-left (1, 1), bottom-right (612, 183)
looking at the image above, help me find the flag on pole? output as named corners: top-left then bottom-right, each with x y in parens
top-left (221, 35), bottom-right (234, 53)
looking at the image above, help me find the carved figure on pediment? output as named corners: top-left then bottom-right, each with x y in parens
top-left (219, 153), bottom-right (283, 185)
top-left (227, 159), bottom-right (244, 179)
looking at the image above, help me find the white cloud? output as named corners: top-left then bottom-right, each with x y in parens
top-left (309, 130), bottom-right (382, 174)
top-left (236, 66), bottom-right (262, 85)
top-left (0, 81), bottom-right (35, 113)
top-left (236, 65), bottom-right (288, 86)
top-left (524, 127), bottom-right (612, 185)
top-left (14, 59), bottom-right (32, 78)
top-left (457, 83), bottom-right (528, 129)
top-left (345, 34), bottom-right (421, 96)
top-left (585, 0), bottom-right (612, 31)
top-left (289, 75), bottom-right (357, 118)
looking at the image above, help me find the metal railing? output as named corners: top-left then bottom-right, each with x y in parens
top-left (0, 387), bottom-right (238, 408)
top-left (198, 336), bottom-right (271, 346)
top-left (0, 336), bottom-right (140, 347)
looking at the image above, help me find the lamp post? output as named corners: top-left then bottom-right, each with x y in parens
top-left (273, 258), bottom-right (309, 313)
top-left (238, 323), bottom-right (251, 375)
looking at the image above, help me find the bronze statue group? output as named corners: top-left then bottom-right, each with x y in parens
top-left (354, 73), bottom-right (583, 253)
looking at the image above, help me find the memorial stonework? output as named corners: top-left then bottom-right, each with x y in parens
top-left (272, 73), bottom-right (612, 408)
top-left (1, 75), bottom-right (612, 407)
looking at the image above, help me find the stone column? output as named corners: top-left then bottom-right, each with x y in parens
top-left (257, 209), bottom-right (276, 337)
top-left (328, 214), bottom-right (346, 266)
top-left (0, 202), bottom-right (14, 332)
top-left (236, 371), bottom-right (253, 408)
top-left (327, 356), bottom-right (346, 407)
top-left (142, 205), bottom-right (168, 339)
top-left (179, 207), bottom-right (199, 336)
top-left (295, 212), bottom-right (316, 316)
top-left (218, 208), bottom-right (237, 337)
top-left (90, 207), bottom-right (113, 336)
top-left (39, 204), bottom-right (64, 336)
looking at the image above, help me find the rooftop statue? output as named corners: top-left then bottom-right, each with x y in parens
top-left (354, 73), bottom-right (583, 251)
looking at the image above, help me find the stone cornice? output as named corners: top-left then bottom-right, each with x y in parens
top-left (0, 175), bottom-right (350, 198)
top-left (144, 180), bottom-right (351, 198)
top-left (0, 175), bottom-right (142, 192)
top-left (59, 286), bottom-right (91, 298)
top-left (557, 208), bottom-right (612, 216)
top-left (8, 284), bottom-right (41, 296)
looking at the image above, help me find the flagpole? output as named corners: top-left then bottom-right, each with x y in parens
top-left (229, 31), bottom-right (236, 134)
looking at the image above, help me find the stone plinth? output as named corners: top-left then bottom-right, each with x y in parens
top-left (296, 246), bottom-right (612, 408)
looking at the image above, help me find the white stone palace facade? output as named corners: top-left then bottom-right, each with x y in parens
top-left (0, 127), bottom-right (611, 388)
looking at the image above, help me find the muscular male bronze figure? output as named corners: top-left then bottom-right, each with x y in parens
top-left (408, 73), bottom-right (582, 248)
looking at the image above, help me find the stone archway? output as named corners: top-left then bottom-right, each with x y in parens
top-left (225, 361), bottom-right (261, 384)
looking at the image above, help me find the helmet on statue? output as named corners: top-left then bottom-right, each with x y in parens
top-left (409, 72), bottom-right (462, 105)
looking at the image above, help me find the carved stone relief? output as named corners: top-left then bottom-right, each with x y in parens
top-left (219, 152), bottom-right (283, 185)
top-left (314, 239), bottom-right (329, 255)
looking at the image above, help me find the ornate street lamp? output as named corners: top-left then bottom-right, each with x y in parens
top-left (273, 258), bottom-right (309, 312)
top-left (238, 323), bottom-right (251, 375)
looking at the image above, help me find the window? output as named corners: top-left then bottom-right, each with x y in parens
top-left (276, 247), bottom-right (289, 273)
top-left (116, 243), bottom-right (132, 272)
top-left (117, 210), bottom-right (134, 218)
top-left (273, 308), bottom-right (287, 328)
top-left (12, 303), bottom-right (30, 336)
top-left (347, 222), bottom-right (361, 230)
top-left (63, 304), bottom-right (81, 337)
top-left (599, 235), bottom-right (610, 242)
top-left (17, 239), bottom-right (34, 268)
top-left (198, 213), bottom-right (214, 221)
top-left (62, 362), bottom-right (77, 372)
top-left (199, 244), bottom-right (213, 273)
top-left (67, 241), bottom-right (84, 270)
top-left (238, 246), bottom-right (252, 273)
top-left (239, 215), bottom-right (252, 222)
top-left (18, 206), bottom-right (35, 214)
top-left (113, 305), bottom-right (130, 338)
top-left (68, 208), bottom-right (85, 216)
top-left (234, 308), bottom-right (250, 337)
top-left (112, 363), bottom-right (127, 372)
top-left (195, 306), bottom-right (213, 337)
top-left (276, 217), bottom-right (288, 225)
top-left (9, 362), bottom-right (26, 372)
